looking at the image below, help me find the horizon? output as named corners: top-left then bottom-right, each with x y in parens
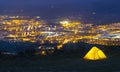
top-left (0, 0), bottom-right (120, 24)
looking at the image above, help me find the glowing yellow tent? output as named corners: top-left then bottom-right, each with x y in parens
top-left (83, 46), bottom-right (107, 60)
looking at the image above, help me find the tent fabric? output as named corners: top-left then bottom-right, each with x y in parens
top-left (83, 46), bottom-right (107, 60)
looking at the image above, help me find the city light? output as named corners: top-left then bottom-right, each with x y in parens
top-left (0, 15), bottom-right (120, 50)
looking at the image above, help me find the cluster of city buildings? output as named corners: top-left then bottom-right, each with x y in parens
top-left (0, 15), bottom-right (120, 51)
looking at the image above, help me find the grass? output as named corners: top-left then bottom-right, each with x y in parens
top-left (0, 53), bottom-right (120, 72)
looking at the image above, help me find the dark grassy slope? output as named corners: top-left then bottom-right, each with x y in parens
top-left (0, 54), bottom-right (120, 72)
top-left (0, 41), bottom-right (120, 72)
top-left (0, 40), bottom-right (39, 53)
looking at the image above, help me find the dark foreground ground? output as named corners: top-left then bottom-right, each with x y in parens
top-left (0, 53), bottom-right (120, 72)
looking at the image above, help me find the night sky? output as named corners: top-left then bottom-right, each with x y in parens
top-left (0, 0), bottom-right (120, 24)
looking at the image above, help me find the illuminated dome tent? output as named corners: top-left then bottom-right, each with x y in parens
top-left (83, 46), bottom-right (107, 60)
